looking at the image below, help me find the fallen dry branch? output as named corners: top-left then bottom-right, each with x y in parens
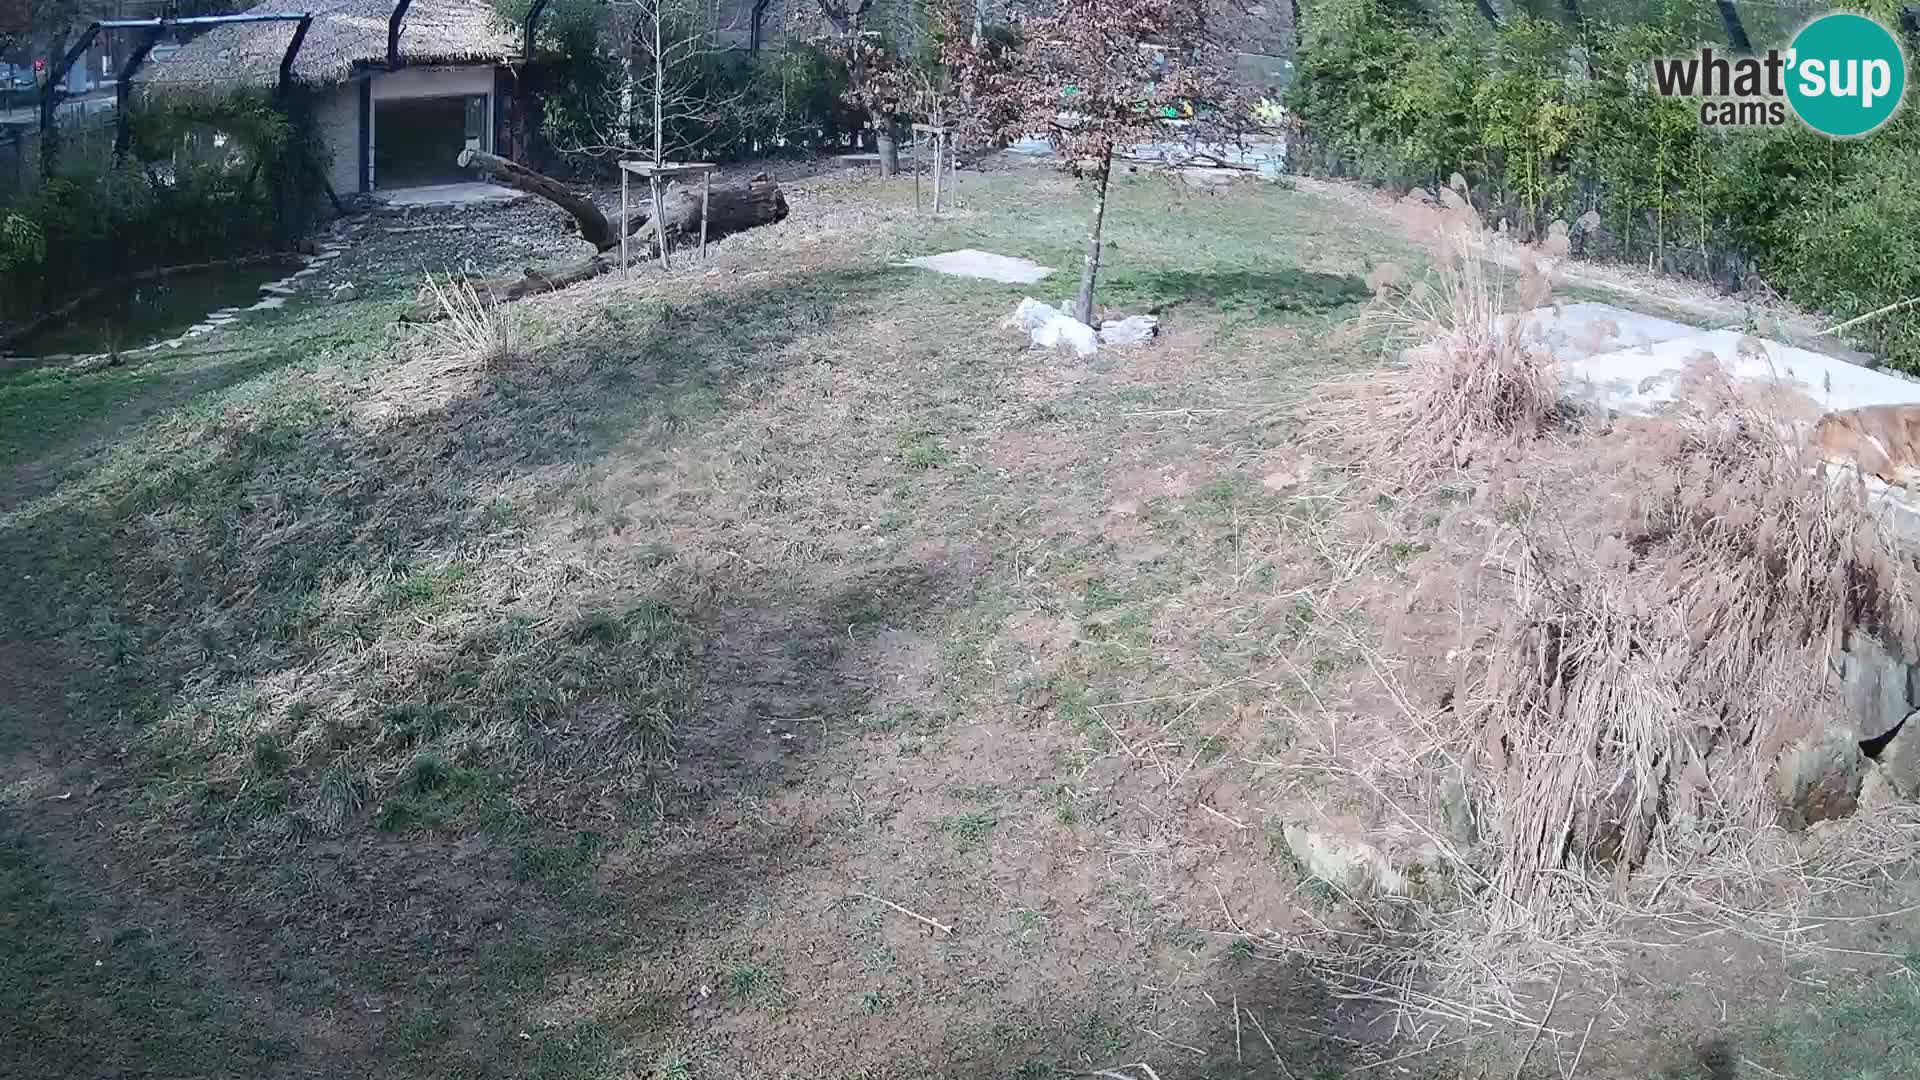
top-left (401, 255), bottom-right (616, 322)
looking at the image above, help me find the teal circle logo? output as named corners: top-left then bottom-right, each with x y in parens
top-left (1785, 13), bottom-right (1907, 137)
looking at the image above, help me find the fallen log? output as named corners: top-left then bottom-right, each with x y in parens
top-left (613, 174), bottom-right (791, 252)
top-left (399, 154), bottom-right (791, 321)
top-left (456, 149), bottom-right (789, 254)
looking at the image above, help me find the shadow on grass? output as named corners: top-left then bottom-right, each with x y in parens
top-left (1104, 267), bottom-right (1372, 318)
top-left (0, 264), bottom-right (967, 1078)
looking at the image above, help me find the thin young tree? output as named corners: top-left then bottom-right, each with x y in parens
top-left (550, 0), bottom-right (754, 166)
top-left (952, 0), bottom-right (1251, 323)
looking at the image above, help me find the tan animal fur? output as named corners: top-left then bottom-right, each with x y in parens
top-left (1810, 404), bottom-right (1920, 488)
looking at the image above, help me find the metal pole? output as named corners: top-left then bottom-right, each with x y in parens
top-left (114, 25), bottom-right (167, 163)
top-left (620, 164), bottom-right (629, 276)
top-left (932, 129), bottom-right (943, 213)
top-left (699, 170), bottom-right (710, 261)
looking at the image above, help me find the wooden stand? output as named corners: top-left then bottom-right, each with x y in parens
top-left (912, 124), bottom-right (950, 215)
top-left (620, 160), bottom-right (719, 275)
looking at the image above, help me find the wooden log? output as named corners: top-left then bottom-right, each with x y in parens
top-left (612, 173), bottom-right (789, 253)
top-left (457, 148), bottom-right (619, 251)
top-left (460, 150), bottom-right (789, 256)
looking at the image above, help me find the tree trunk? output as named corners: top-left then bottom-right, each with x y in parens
top-left (652, 2), bottom-right (665, 164)
top-left (459, 149), bottom-right (621, 250)
top-left (1074, 151), bottom-right (1113, 325)
top-left (458, 148), bottom-right (788, 253)
top-left (873, 111), bottom-right (899, 176)
top-left (613, 174), bottom-right (790, 249)
top-left (1716, 1), bottom-right (1753, 53)
top-left (1471, 0), bottom-right (1500, 28)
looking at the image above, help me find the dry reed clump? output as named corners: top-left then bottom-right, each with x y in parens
top-left (418, 271), bottom-right (516, 366)
top-left (1463, 355), bottom-right (1918, 926)
top-left (1262, 356), bottom-right (1920, 1032)
top-left (1314, 185), bottom-right (1564, 485)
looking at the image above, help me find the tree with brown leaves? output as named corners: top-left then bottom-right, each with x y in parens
top-left (951, 0), bottom-right (1251, 323)
top-left (815, 0), bottom-right (904, 175)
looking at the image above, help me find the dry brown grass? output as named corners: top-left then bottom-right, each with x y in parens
top-left (1284, 184), bottom-right (1920, 1037)
top-left (418, 271), bottom-right (516, 367)
top-left (1313, 188), bottom-right (1562, 485)
top-left (1466, 355), bottom-right (1918, 923)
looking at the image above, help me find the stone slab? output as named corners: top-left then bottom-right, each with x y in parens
top-left (898, 249), bottom-right (1055, 284)
top-left (1564, 328), bottom-right (1920, 416)
top-left (373, 182), bottom-right (522, 208)
top-left (1509, 301), bottom-right (1700, 364)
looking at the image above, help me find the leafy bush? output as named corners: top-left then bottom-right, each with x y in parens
top-left (1, 87), bottom-right (328, 332)
top-left (1287, 0), bottom-right (1920, 370)
top-left (504, 0), bottom-right (861, 176)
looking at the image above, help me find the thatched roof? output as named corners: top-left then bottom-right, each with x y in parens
top-left (140, 0), bottom-right (518, 89)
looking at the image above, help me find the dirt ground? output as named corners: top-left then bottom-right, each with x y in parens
top-left (1, 159), bottom-right (1915, 1080)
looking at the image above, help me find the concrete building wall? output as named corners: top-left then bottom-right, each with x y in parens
top-left (313, 80), bottom-right (361, 195)
top-left (372, 65), bottom-right (496, 101)
top-left (310, 66), bottom-right (498, 191)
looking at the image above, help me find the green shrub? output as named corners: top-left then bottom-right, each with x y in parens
top-left (1, 87), bottom-right (327, 331)
top-left (1287, 0), bottom-right (1920, 371)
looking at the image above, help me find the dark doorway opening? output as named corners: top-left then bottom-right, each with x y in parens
top-left (375, 96), bottom-right (480, 188)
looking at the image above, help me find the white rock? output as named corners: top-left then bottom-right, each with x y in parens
top-left (1282, 824), bottom-right (1410, 896)
top-left (1012, 298), bottom-right (1097, 358)
top-left (1098, 314), bottom-right (1159, 346)
top-left (249, 297), bottom-right (287, 311)
top-left (329, 283), bottom-right (359, 303)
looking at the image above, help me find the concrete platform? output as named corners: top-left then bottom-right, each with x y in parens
top-left (373, 183), bottom-right (523, 208)
top-left (1509, 301), bottom-right (1700, 364)
top-left (1523, 303), bottom-right (1920, 544)
top-left (1563, 328), bottom-right (1920, 415)
top-left (896, 249), bottom-right (1055, 284)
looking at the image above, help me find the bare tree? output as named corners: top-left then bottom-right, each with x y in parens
top-left (952, 0), bottom-right (1251, 323)
top-left (555, 0), bottom-right (753, 166)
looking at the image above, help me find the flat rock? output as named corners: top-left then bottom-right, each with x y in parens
top-left (1563, 328), bottom-right (1920, 416)
top-left (1841, 631), bottom-right (1915, 743)
top-left (1508, 301), bottom-right (1698, 364)
top-left (248, 297), bottom-right (286, 311)
top-left (260, 283), bottom-right (298, 298)
top-left (900, 249), bottom-right (1055, 285)
top-left (1774, 730), bottom-right (1864, 830)
top-left (1878, 710), bottom-right (1920, 799)
top-left (1012, 298), bottom-right (1097, 358)
top-left (1282, 824), bottom-right (1409, 896)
